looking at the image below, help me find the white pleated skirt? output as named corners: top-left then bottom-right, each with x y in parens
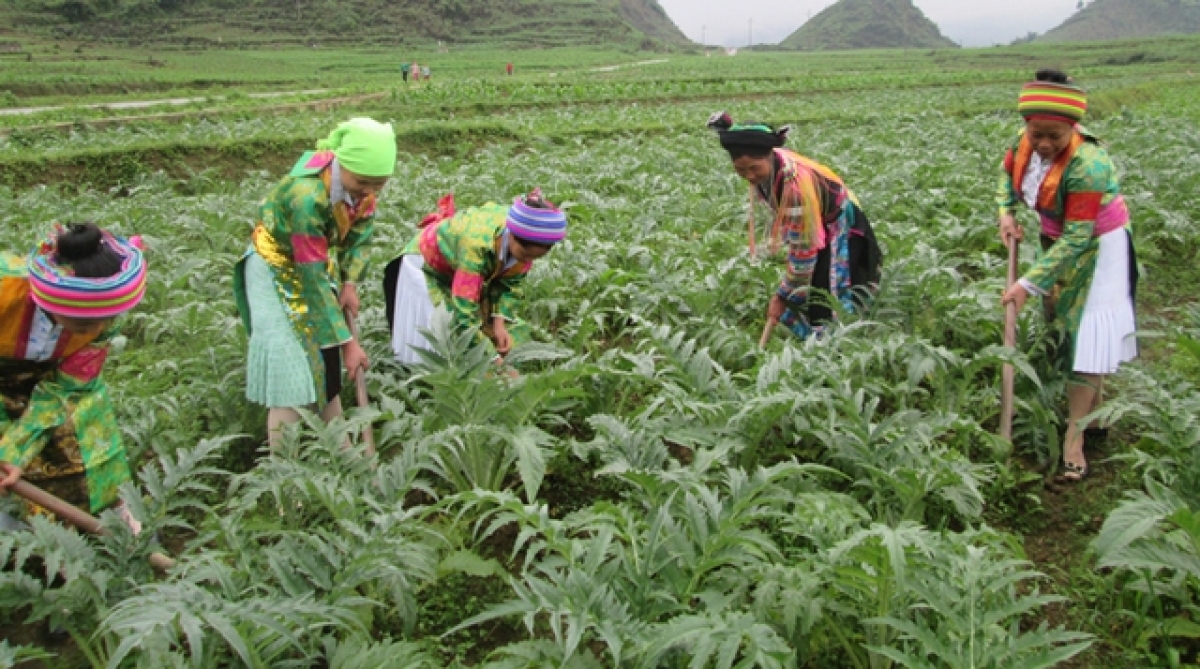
top-left (1073, 227), bottom-right (1137, 375)
top-left (390, 255), bottom-right (436, 364)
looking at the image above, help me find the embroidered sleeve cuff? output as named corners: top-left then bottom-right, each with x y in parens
top-left (331, 316), bottom-right (353, 344)
top-left (777, 283), bottom-right (807, 304)
top-left (1017, 278), bottom-right (1046, 296)
top-left (0, 433), bottom-right (46, 470)
top-left (342, 264), bottom-right (368, 284)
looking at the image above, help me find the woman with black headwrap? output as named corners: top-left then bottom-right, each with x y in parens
top-left (707, 112), bottom-right (882, 340)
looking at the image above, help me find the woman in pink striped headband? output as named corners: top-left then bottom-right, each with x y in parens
top-left (1, 223), bottom-right (146, 531)
top-left (383, 189), bottom-right (567, 364)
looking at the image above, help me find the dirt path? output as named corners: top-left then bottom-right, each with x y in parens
top-left (1017, 448), bottom-right (1131, 667)
top-left (0, 88), bottom-right (331, 116)
top-left (0, 91), bottom-right (386, 138)
top-left (587, 58), bottom-right (669, 73)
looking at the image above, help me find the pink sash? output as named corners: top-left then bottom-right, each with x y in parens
top-left (1040, 195), bottom-right (1128, 239)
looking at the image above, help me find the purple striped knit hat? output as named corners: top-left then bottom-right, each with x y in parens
top-left (506, 189), bottom-right (567, 245)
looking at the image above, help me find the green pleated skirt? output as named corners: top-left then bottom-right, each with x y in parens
top-left (242, 252), bottom-right (320, 408)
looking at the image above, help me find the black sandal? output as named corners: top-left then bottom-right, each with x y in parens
top-left (1084, 427), bottom-right (1109, 449)
top-left (1058, 460), bottom-right (1089, 482)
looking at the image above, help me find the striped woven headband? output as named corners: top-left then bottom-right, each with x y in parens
top-left (1018, 81), bottom-right (1087, 123)
top-left (28, 228), bottom-right (147, 319)
top-left (506, 193), bottom-right (567, 244)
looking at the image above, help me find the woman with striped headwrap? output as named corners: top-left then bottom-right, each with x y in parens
top-left (998, 69), bottom-right (1138, 482)
top-left (0, 223), bottom-right (146, 528)
top-left (707, 112), bottom-right (882, 341)
top-left (383, 190), bottom-right (567, 363)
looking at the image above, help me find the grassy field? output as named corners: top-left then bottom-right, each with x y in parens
top-left (3, 34), bottom-right (1199, 111)
top-left (1, 35), bottom-right (1200, 668)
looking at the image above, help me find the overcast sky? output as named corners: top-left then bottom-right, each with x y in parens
top-left (657, 0), bottom-right (1079, 48)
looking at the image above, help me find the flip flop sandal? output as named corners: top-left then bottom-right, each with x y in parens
top-left (1057, 460), bottom-right (1089, 482)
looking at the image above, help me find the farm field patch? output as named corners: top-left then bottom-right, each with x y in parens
top-left (1, 37), bottom-right (1200, 668)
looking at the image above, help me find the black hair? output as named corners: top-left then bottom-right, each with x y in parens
top-left (523, 193), bottom-right (551, 210)
top-left (1035, 69), bottom-right (1072, 84)
top-left (724, 145), bottom-right (775, 161)
top-left (707, 111), bottom-right (789, 161)
top-left (55, 222), bottom-right (122, 279)
top-left (516, 238), bottom-right (554, 250)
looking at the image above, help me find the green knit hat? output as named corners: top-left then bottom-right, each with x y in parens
top-left (317, 117), bottom-right (396, 177)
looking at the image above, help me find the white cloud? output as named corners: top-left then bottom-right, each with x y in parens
top-left (656, 0), bottom-right (1079, 47)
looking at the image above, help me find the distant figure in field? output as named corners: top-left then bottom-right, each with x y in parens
top-left (997, 69), bottom-right (1138, 482)
top-left (401, 61), bottom-right (410, 83)
top-left (411, 62), bottom-right (421, 82)
top-left (506, 62), bottom-right (514, 76)
top-left (706, 112), bottom-right (882, 343)
top-left (422, 65), bottom-right (431, 81)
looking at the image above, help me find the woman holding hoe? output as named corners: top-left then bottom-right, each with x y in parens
top-left (383, 190), bottom-right (567, 363)
top-left (998, 70), bottom-right (1138, 482)
top-left (0, 223), bottom-right (146, 531)
top-left (233, 117), bottom-right (395, 448)
top-left (707, 112), bottom-right (882, 341)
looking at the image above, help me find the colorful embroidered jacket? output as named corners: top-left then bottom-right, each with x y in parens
top-left (996, 127), bottom-right (1132, 353)
top-left (755, 148), bottom-right (854, 305)
top-left (233, 152), bottom-right (377, 403)
top-left (402, 202), bottom-right (533, 343)
top-left (0, 254), bottom-right (127, 510)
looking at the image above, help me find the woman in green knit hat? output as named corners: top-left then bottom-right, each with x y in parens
top-left (233, 117), bottom-right (396, 447)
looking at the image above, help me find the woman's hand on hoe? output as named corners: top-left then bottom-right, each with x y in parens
top-left (1001, 282), bottom-right (1030, 313)
top-left (998, 213), bottom-right (1023, 246)
top-left (338, 282), bottom-right (360, 319)
top-left (767, 294), bottom-right (787, 322)
top-left (492, 317), bottom-right (513, 356)
top-left (0, 462), bottom-right (22, 491)
top-left (342, 339), bottom-right (369, 381)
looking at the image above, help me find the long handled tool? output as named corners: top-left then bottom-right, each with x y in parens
top-left (999, 237), bottom-right (1020, 441)
top-left (8, 480), bottom-right (176, 571)
top-left (747, 185), bottom-right (758, 259)
top-left (759, 317), bottom-right (777, 350)
top-left (343, 309), bottom-right (376, 456)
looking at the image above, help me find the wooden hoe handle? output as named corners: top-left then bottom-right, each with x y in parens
top-left (999, 238), bottom-right (1020, 441)
top-left (344, 309), bottom-right (376, 456)
top-left (8, 479), bottom-right (176, 572)
top-left (759, 318), bottom-right (777, 350)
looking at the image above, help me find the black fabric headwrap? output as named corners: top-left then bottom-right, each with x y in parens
top-left (706, 111), bottom-right (790, 151)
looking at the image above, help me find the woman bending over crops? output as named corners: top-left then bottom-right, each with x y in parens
top-left (998, 70), bottom-right (1138, 482)
top-left (383, 190), bottom-right (567, 363)
top-left (707, 113), bottom-right (882, 341)
top-left (0, 223), bottom-right (146, 530)
top-left (233, 117), bottom-right (395, 448)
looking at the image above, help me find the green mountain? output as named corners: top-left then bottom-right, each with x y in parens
top-left (780, 0), bottom-right (957, 50)
top-left (4, 0), bottom-right (690, 48)
top-left (1041, 0), bottom-right (1200, 42)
